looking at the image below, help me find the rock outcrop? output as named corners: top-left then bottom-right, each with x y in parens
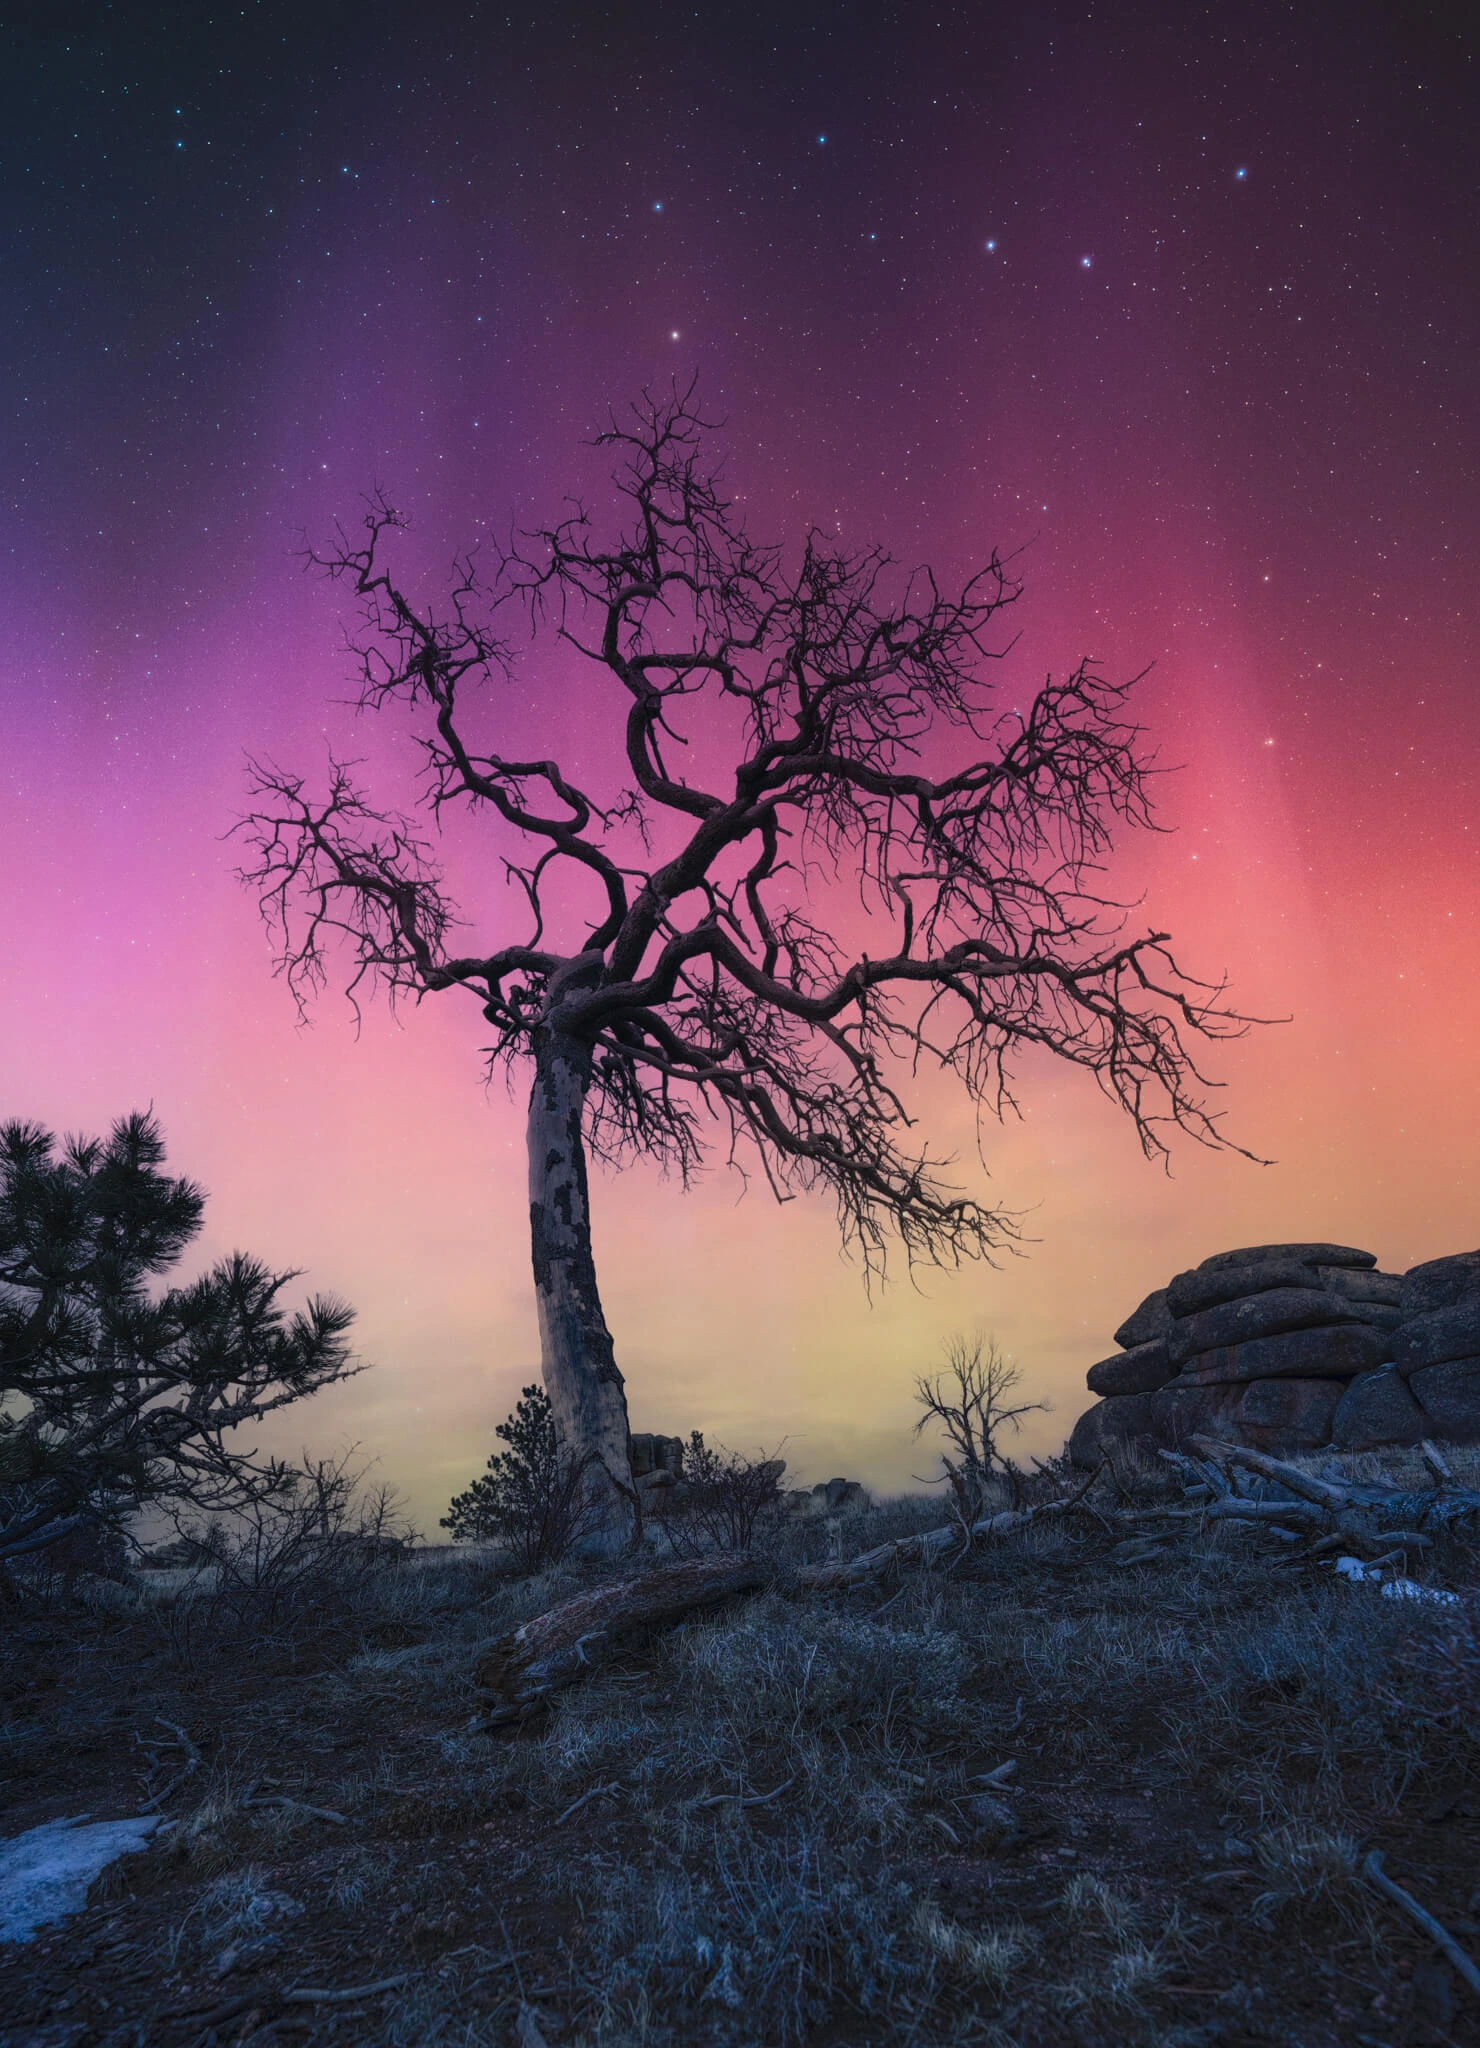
top-left (630, 1433), bottom-right (686, 1480)
top-left (1070, 1243), bottom-right (1480, 1463)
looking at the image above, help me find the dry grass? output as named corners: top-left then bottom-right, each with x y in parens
top-left (3, 1465), bottom-right (1479, 2045)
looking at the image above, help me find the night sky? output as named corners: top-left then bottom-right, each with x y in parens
top-left (5, 1), bottom-right (1478, 1527)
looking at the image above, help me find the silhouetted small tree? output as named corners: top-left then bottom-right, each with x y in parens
top-left (441, 1383), bottom-right (596, 1571)
top-left (914, 1329), bottom-right (1048, 1528)
top-left (0, 1110), bottom-right (358, 1600)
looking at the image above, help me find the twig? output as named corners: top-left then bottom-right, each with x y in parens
top-left (695, 1774), bottom-right (795, 1810)
top-left (283, 1974), bottom-right (415, 2004)
top-left (553, 1781), bottom-right (623, 1827)
top-left (439, 1945), bottom-right (534, 1973)
top-left (1361, 1851), bottom-right (1480, 1996)
top-left (972, 1759), bottom-right (1018, 1786)
top-left (247, 1794), bottom-right (347, 1824)
top-left (168, 1992), bottom-right (255, 2025)
top-left (154, 1717), bottom-right (202, 1767)
top-left (1421, 1439), bottom-right (1454, 1484)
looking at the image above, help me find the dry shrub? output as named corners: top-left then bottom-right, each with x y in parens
top-left (1250, 1821), bottom-right (1371, 1931)
top-left (1049, 1876), bottom-right (1196, 2013)
top-left (672, 1597), bottom-right (968, 1743)
top-left (568, 1830), bottom-right (924, 2045)
top-left (910, 1901), bottom-right (1037, 1989)
top-left (659, 1433), bottom-right (787, 1557)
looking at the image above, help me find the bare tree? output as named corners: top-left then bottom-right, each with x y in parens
top-left (237, 385), bottom-right (1259, 1553)
top-left (914, 1329), bottom-right (1048, 1529)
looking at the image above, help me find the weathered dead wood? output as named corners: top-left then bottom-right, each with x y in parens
top-left (1160, 1438), bottom-right (1471, 1564)
top-left (1421, 1439), bottom-right (1454, 1483)
top-left (473, 1555), bottom-right (768, 1724)
top-left (1188, 1437), bottom-right (1351, 1509)
top-left (246, 1794), bottom-right (347, 1824)
top-left (794, 1474), bottom-right (1099, 1590)
top-left (695, 1775), bottom-right (795, 1810)
top-left (283, 1976), bottom-right (416, 2005)
top-left (1363, 1851), bottom-right (1480, 1996)
top-left (553, 1781), bottom-right (624, 1826)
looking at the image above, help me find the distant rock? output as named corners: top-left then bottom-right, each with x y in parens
top-left (1331, 1366), bottom-right (1427, 1451)
top-left (1113, 1287), bottom-right (1174, 1351)
top-left (1174, 1323), bottom-right (1391, 1385)
top-left (1232, 1376), bottom-right (1345, 1449)
top-left (1399, 1251), bottom-right (1480, 1321)
top-left (1195, 1243), bottom-right (1376, 1273)
top-left (1408, 1357), bottom-right (1480, 1441)
top-left (1393, 1301), bottom-right (1480, 1376)
top-left (1166, 1258), bottom-right (1316, 1319)
top-left (1165, 1287), bottom-right (1369, 1370)
top-left (1085, 1339), bottom-right (1174, 1396)
top-left (630, 1433), bottom-right (685, 1479)
top-left (1070, 1239), bottom-right (1480, 1465)
top-left (1313, 1266), bottom-right (1405, 1307)
top-left (809, 1477), bottom-right (870, 1514)
top-left (1068, 1392), bottom-right (1162, 1466)
top-left (1150, 1381), bottom-right (1241, 1447)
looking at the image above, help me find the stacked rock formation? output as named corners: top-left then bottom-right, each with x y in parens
top-left (1069, 1242), bottom-right (1480, 1464)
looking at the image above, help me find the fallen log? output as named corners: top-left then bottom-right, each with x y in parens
top-left (473, 1555), bottom-right (768, 1724)
top-left (793, 1471), bottom-right (1101, 1590)
top-left (472, 1476), bottom-right (1105, 1721)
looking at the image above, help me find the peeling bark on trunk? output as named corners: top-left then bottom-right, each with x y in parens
top-left (527, 1025), bottom-right (635, 1553)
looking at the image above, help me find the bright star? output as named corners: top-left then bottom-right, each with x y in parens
top-left (670, 330), bottom-right (679, 340)
top-left (654, 202), bottom-right (663, 212)
top-left (1236, 166), bottom-right (1248, 179)
top-left (1080, 255), bottom-right (1092, 267)
top-left (985, 238), bottom-right (996, 251)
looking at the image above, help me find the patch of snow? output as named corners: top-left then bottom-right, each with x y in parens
top-left (0, 1814), bottom-right (161, 1943)
top-left (1333, 1555), bottom-right (1460, 1604)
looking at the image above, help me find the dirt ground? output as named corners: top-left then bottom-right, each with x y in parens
top-left (3, 1476), bottom-right (1479, 2048)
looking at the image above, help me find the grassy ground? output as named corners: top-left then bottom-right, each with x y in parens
top-left (3, 1455), bottom-right (1479, 2048)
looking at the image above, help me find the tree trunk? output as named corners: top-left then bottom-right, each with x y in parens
top-left (527, 1025), bottom-right (636, 1553)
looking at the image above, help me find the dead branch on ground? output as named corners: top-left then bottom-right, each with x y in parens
top-left (1112, 1435), bottom-right (1480, 1572)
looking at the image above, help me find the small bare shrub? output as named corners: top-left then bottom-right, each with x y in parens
top-left (913, 1329), bottom-right (1049, 1530)
top-left (660, 1433), bottom-right (786, 1556)
top-left (163, 1449), bottom-right (411, 1662)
